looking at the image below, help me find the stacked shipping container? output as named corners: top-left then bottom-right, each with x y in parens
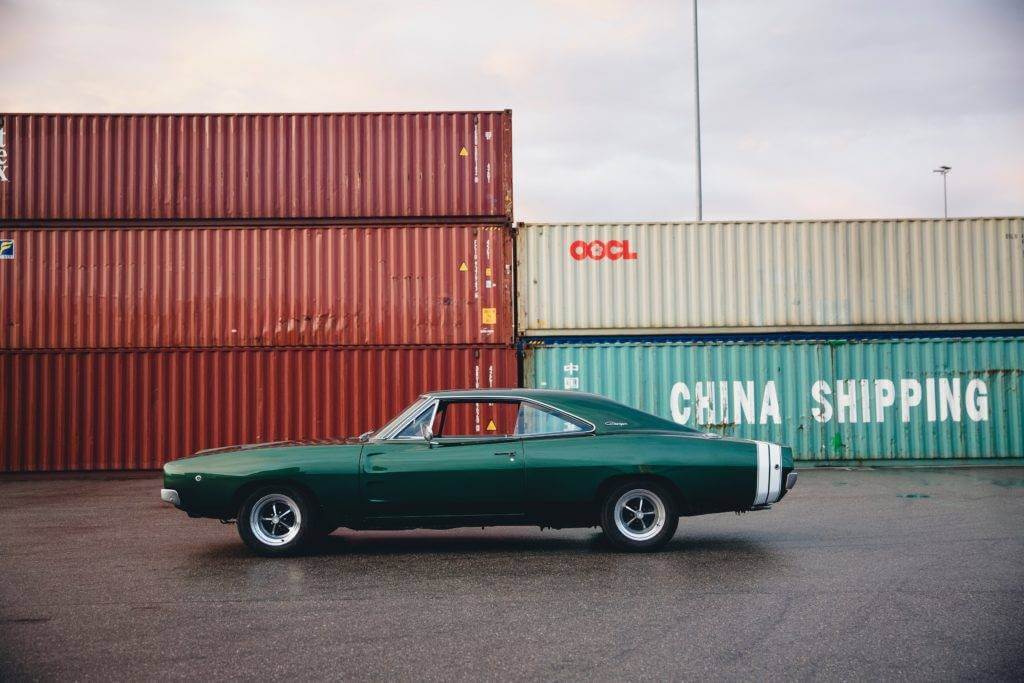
top-left (0, 112), bottom-right (516, 471)
top-left (1, 225), bottom-right (514, 348)
top-left (0, 112), bottom-right (513, 220)
top-left (518, 219), bottom-right (1024, 464)
top-left (4, 111), bottom-right (1022, 470)
top-left (4, 347), bottom-right (517, 471)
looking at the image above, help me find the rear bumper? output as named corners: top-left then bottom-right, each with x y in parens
top-left (160, 488), bottom-right (181, 508)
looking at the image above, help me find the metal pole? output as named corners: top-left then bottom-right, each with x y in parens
top-left (933, 166), bottom-right (951, 218)
top-left (692, 0), bottom-right (703, 221)
top-left (942, 174), bottom-right (948, 218)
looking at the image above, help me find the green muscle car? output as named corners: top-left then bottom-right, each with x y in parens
top-left (161, 389), bottom-right (796, 555)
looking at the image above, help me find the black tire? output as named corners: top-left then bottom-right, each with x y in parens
top-left (237, 486), bottom-right (315, 557)
top-left (599, 480), bottom-right (678, 552)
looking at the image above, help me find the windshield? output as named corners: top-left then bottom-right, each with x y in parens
top-left (373, 397), bottom-right (430, 439)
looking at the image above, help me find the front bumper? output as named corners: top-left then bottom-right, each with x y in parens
top-left (160, 488), bottom-right (181, 508)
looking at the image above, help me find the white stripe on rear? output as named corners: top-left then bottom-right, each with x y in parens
top-left (754, 442), bottom-right (770, 506)
top-left (767, 443), bottom-right (782, 504)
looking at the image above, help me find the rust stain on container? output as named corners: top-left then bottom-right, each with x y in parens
top-left (0, 112), bottom-right (513, 221)
top-left (0, 346), bottom-right (518, 471)
top-left (0, 224), bottom-right (513, 348)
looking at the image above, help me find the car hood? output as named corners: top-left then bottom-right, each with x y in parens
top-left (164, 439), bottom-right (364, 477)
top-left (182, 437), bottom-right (357, 458)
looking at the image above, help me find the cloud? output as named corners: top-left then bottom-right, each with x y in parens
top-left (0, 0), bottom-right (1021, 221)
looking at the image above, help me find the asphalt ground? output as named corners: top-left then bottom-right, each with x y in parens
top-left (1, 467), bottom-right (1022, 681)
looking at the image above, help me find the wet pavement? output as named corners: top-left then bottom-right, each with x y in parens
top-left (1, 467), bottom-right (1022, 681)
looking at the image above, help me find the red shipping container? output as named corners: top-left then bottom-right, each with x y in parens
top-left (0, 224), bottom-right (513, 348)
top-left (0, 112), bottom-right (512, 221)
top-left (0, 345), bottom-right (518, 471)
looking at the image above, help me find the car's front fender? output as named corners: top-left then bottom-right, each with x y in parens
top-left (162, 444), bottom-right (362, 520)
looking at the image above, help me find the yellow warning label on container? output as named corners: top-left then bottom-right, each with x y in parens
top-left (486, 420), bottom-right (497, 432)
top-left (484, 266), bottom-right (492, 277)
top-left (482, 307), bottom-right (496, 324)
top-left (458, 262), bottom-right (468, 272)
top-left (459, 146), bottom-right (468, 157)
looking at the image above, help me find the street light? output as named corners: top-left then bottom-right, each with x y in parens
top-left (933, 165), bottom-right (951, 218)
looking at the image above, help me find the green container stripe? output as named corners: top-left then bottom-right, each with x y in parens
top-left (523, 336), bottom-right (1024, 462)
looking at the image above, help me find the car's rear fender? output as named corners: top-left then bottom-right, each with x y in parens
top-left (594, 474), bottom-right (692, 515)
top-left (602, 432), bottom-right (757, 513)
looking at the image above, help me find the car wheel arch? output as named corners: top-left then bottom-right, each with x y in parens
top-left (229, 479), bottom-right (322, 522)
top-left (595, 474), bottom-right (688, 515)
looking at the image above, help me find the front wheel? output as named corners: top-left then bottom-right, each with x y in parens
top-left (600, 482), bottom-right (678, 552)
top-left (237, 488), bottom-right (314, 557)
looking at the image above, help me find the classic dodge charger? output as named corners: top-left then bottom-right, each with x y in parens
top-left (161, 389), bottom-right (796, 555)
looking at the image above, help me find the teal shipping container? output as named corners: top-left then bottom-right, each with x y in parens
top-left (523, 336), bottom-right (1024, 464)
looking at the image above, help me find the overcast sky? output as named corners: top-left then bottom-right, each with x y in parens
top-left (1, 0), bottom-right (1021, 221)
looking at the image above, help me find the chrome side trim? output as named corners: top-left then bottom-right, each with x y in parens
top-left (383, 394), bottom-right (597, 442)
top-left (434, 394), bottom-right (598, 434)
top-left (160, 489), bottom-right (181, 507)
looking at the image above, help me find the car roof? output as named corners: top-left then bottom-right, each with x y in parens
top-left (425, 388), bottom-right (591, 400)
top-left (421, 388), bottom-right (697, 435)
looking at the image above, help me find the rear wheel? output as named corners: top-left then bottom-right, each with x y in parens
top-left (600, 481), bottom-right (678, 552)
top-left (237, 488), bottom-right (314, 557)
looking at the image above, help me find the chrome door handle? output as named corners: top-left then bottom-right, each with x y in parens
top-left (494, 451), bottom-right (516, 458)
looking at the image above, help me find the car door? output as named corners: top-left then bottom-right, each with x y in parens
top-left (512, 401), bottom-right (599, 513)
top-left (360, 399), bottom-right (526, 521)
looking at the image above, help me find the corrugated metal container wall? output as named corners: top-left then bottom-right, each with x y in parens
top-left (0, 224), bottom-right (512, 348)
top-left (516, 219), bottom-right (1024, 334)
top-left (0, 112), bottom-right (512, 221)
top-left (0, 346), bottom-right (517, 471)
top-left (523, 336), bottom-right (1024, 463)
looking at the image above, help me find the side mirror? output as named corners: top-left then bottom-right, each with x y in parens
top-left (421, 425), bottom-right (433, 441)
top-left (357, 430), bottom-right (374, 443)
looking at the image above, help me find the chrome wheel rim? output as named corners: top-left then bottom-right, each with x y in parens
top-left (249, 493), bottom-right (301, 547)
top-left (614, 488), bottom-right (666, 541)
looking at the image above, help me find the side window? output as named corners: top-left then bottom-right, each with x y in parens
top-left (436, 401), bottom-right (519, 438)
top-left (515, 403), bottom-right (586, 436)
top-left (394, 404), bottom-right (436, 440)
